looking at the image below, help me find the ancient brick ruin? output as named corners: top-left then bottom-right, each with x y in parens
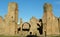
top-left (0, 2), bottom-right (60, 36)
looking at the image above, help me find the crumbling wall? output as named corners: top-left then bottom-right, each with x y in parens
top-left (42, 3), bottom-right (59, 35)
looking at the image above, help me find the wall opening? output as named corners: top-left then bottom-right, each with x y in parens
top-left (37, 19), bottom-right (43, 35)
top-left (22, 22), bottom-right (31, 31)
top-left (17, 27), bottom-right (21, 33)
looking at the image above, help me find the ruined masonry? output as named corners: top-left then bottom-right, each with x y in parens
top-left (0, 2), bottom-right (60, 36)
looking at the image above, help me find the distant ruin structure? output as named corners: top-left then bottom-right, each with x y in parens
top-left (0, 2), bottom-right (60, 36)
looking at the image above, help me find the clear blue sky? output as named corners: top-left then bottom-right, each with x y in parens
top-left (0, 0), bottom-right (60, 22)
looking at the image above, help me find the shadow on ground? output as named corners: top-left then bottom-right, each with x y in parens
top-left (26, 35), bottom-right (39, 37)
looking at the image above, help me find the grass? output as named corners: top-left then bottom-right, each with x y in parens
top-left (0, 35), bottom-right (60, 37)
top-left (0, 35), bottom-right (25, 37)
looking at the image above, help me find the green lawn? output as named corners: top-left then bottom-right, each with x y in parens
top-left (0, 35), bottom-right (60, 37)
top-left (0, 35), bottom-right (24, 37)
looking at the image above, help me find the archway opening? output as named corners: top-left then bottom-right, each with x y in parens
top-left (22, 22), bottom-right (31, 31)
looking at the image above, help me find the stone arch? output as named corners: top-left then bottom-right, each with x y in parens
top-left (22, 22), bottom-right (31, 31)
